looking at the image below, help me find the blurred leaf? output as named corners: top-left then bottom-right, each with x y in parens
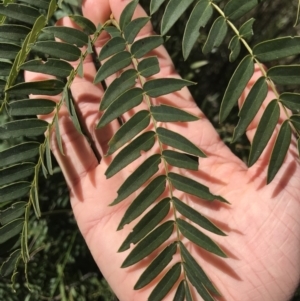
top-left (224, 0), bottom-right (258, 21)
top-left (163, 150), bottom-right (198, 170)
top-left (124, 17), bottom-right (150, 44)
top-left (54, 114), bottom-right (64, 155)
top-left (0, 218), bottom-right (24, 244)
top-left (0, 181), bottom-right (30, 203)
top-left (18, 0), bottom-right (50, 9)
top-left (119, 0), bottom-right (139, 30)
top-left (295, 0), bottom-right (300, 26)
top-left (131, 36), bottom-right (164, 58)
top-left (173, 281), bottom-right (185, 301)
top-left (239, 18), bottom-right (255, 40)
top-left (105, 26), bottom-right (122, 38)
top-left (99, 37), bottom-right (126, 61)
top-left (0, 61), bottom-right (12, 76)
top-left (69, 15), bottom-right (96, 35)
top-left (268, 65), bottom-right (300, 85)
top-left (0, 249), bottom-right (20, 277)
top-left (9, 99), bottom-right (56, 116)
top-left (138, 56), bottom-right (160, 78)
top-left (228, 35), bottom-right (241, 62)
top-left (280, 93), bottom-right (300, 112)
top-left (150, 0), bottom-right (166, 14)
top-left (0, 43), bottom-right (20, 59)
top-left (0, 25), bottom-right (30, 44)
top-left (0, 164), bottom-right (34, 186)
top-left (0, 202), bottom-right (26, 225)
top-left (45, 137), bottom-right (53, 176)
top-left (290, 115), bottom-right (300, 131)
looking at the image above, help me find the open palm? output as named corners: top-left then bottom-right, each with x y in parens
top-left (26, 0), bottom-right (300, 300)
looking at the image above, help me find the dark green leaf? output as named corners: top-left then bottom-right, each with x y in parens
top-left (70, 15), bottom-right (96, 35)
top-left (144, 78), bottom-right (195, 98)
top-left (0, 236), bottom-right (21, 256)
top-left (173, 197), bottom-right (226, 235)
top-left (0, 218), bottom-right (23, 244)
top-left (94, 51), bottom-right (132, 83)
top-left (185, 281), bottom-right (193, 301)
top-left (119, 0), bottom-right (139, 30)
top-left (0, 61), bottom-right (12, 76)
top-left (107, 110), bottom-right (150, 155)
top-left (54, 114), bottom-right (64, 155)
top-left (0, 142), bottom-right (39, 168)
top-left (163, 150), bottom-right (198, 171)
top-left (202, 16), bottom-right (228, 55)
top-left (9, 99), bottom-right (56, 116)
top-left (0, 163), bottom-right (34, 186)
top-left (150, 0), bottom-right (166, 14)
top-left (46, 0), bottom-right (56, 21)
top-left (183, 0), bottom-right (213, 60)
top-left (248, 100), bottom-right (280, 166)
top-left (229, 35), bottom-right (241, 62)
top-left (119, 198), bottom-right (170, 252)
top-left (6, 79), bottom-right (65, 96)
top-left (31, 41), bottom-right (81, 61)
top-left (100, 69), bottom-right (138, 110)
top-left (232, 77), bottom-right (268, 142)
top-left (0, 43), bottom-right (20, 59)
top-left (168, 172), bottom-right (228, 203)
top-left (104, 26), bottom-right (122, 38)
top-left (138, 56), bottom-right (160, 78)
top-left (298, 138), bottom-right (300, 157)
top-left (161, 0), bottom-right (194, 35)
top-left (124, 17), bottom-right (150, 44)
top-left (97, 88), bottom-right (144, 128)
top-left (18, 0), bottom-right (50, 9)
top-left (267, 120), bottom-right (292, 184)
top-left (0, 25), bottom-right (30, 44)
top-left (224, 0), bottom-right (258, 21)
top-left (290, 115), bottom-right (300, 131)
top-left (177, 219), bottom-right (226, 257)
top-left (117, 175), bottom-right (167, 230)
top-left (105, 131), bottom-right (156, 178)
top-left (239, 18), bottom-right (255, 40)
top-left (280, 93), bottom-right (300, 112)
top-left (254, 37), bottom-right (300, 62)
top-left (112, 154), bottom-right (161, 205)
top-left (0, 202), bottom-right (26, 225)
top-left (131, 36), bottom-right (164, 58)
top-left (0, 182), bottom-right (30, 204)
top-left (157, 127), bottom-right (206, 157)
top-left (0, 249), bottom-right (20, 277)
top-left (219, 55), bottom-right (254, 123)
top-left (121, 221), bottom-right (174, 268)
top-left (45, 137), bottom-right (53, 176)
top-left (268, 65), bottom-right (300, 85)
top-left (173, 281), bottom-right (185, 301)
top-left (99, 37), bottom-right (126, 61)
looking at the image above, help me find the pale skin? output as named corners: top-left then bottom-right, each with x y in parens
top-left (25, 0), bottom-right (300, 300)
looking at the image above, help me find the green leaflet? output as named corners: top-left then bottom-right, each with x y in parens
top-left (161, 0), bottom-right (194, 35)
top-left (45, 138), bottom-right (53, 175)
top-left (104, 26), bottom-right (122, 38)
top-left (150, 0), bottom-right (166, 14)
top-left (0, 202), bottom-right (26, 225)
top-left (119, 0), bottom-right (139, 30)
top-left (148, 262), bottom-right (181, 301)
top-left (163, 150), bottom-right (199, 171)
top-left (173, 197), bottom-right (226, 236)
top-left (0, 61), bottom-right (12, 76)
top-left (254, 37), bottom-right (300, 62)
top-left (105, 132), bottom-right (156, 178)
top-left (232, 76), bottom-right (268, 142)
top-left (0, 43), bottom-right (20, 59)
top-left (94, 51), bottom-right (132, 83)
top-left (107, 110), bottom-right (150, 155)
top-left (19, 0), bottom-right (50, 9)
top-left (0, 25), bottom-right (30, 44)
top-left (0, 249), bottom-right (20, 277)
top-left (177, 219), bottom-right (227, 258)
top-left (298, 138), bottom-right (300, 157)
top-left (168, 172), bottom-right (228, 203)
top-left (248, 100), bottom-right (280, 166)
top-left (0, 142), bottom-right (40, 168)
top-left (0, 182), bottom-right (30, 204)
top-left (290, 115), bottom-right (300, 131)
top-left (69, 15), bottom-right (96, 35)
top-left (157, 127), bottom-right (206, 157)
top-left (138, 56), bottom-right (160, 78)
top-left (0, 218), bottom-right (24, 244)
top-left (9, 99), bottom-right (56, 116)
top-left (0, 163), bottom-right (34, 186)
top-left (224, 0), bottom-right (258, 21)
top-left (42, 26), bottom-right (88, 47)
top-left (267, 65), bottom-right (300, 85)
top-left (239, 18), bottom-right (255, 40)
top-left (219, 55), bottom-right (254, 123)
top-left (202, 16), bottom-right (228, 55)
top-left (185, 282), bottom-right (193, 301)
top-left (121, 221), bottom-right (174, 268)
top-left (150, 104), bottom-right (198, 122)
top-left (228, 35), bottom-right (241, 62)
top-left (117, 175), bottom-right (167, 230)
top-left (134, 242), bottom-right (177, 289)
top-left (267, 120), bottom-right (292, 184)
top-left (124, 17), bottom-right (151, 44)
top-left (97, 88), bottom-right (144, 128)
top-left (173, 281), bottom-right (185, 301)
top-left (131, 36), bottom-right (164, 58)
top-left (0, 236), bottom-right (20, 256)
top-left (54, 114), bottom-right (64, 155)
top-left (118, 198), bottom-right (170, 252)
top-left (280, 93), bottom-right (300, 112)
top-left (183, 0), bottom-right (213, 60)
top-left (99, 37), bottom-right (126, 61)
top-left (111, 154), bottom-right (161, 205)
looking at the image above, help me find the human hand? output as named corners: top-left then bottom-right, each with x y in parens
top-left (25, 0), bottom-right (300, 300)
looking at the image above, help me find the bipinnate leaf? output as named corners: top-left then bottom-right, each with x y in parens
top-left (107, 110), bottom-right (150, 155)
top-left (70, 15), bottom-right (96, 35)
top-left (228, 35), bottom-right (241, 62)
top-left (0, 25), bottom-right (30, 43)
top-left (124, 17), bottom-right (150, 44)
top-left (138, 56), bottom-right (160, 78)
top-left (9, 99), bottom-right (55, 116)
top-left (280, 93), bottom-right (300, 112)
top-left (174, 281), bottom-right (185, 301)
top-left (254, 37), bottom-right (300, 62)
top-left (248, 100), bottom-right (280, 166)
top-left (267, 65), bottom-right (300, 85)
top-left (219, 55), bottom-right (254, 123)
top-left (177, 219), bottom-right (227, 257)
top-left (119, 0), bottom-right (139, 30)
top-left (111, 154), bottom-right (161, 205)
top-left (173, 197), bottom-right (226, 236)
top-left (0, 202), bottom-right (26, 225)
top-left (148, 262), bottom-right (181, 301)
top-left (239, 18), bottom-right (255, 40)
top-left (157, 127), bottom-right (206, 157)
top-left (150, 0), bottom-right (166, 14)
top-left (224, 0), bottom-right (258, 21)
top-left (131, 36), bottom-right (164, 58)
top-left (99, 37), bottom-right (126, 61)
top-left (121, 221), bottom-right (174, 268)
top-left (94, 51), bottom-right (132, 83)
top-left (100, 69), bottom-right (138, 110)
top-left (0, 164), bottom-right (34, 186)
top-left (0, 249), bottom-right (20, 277)
top-left (232, 76), bottom-right (268, 142)
top-left (168, 173), bottom-right (228, 203)
top-left (105, 131), bottom-right (156, 178)
top-left (118, 199), bottom-right (170, 252)
top-left (0, 218), bottom-right (24, 244)
top-left (183, 0), bottom-right (213, 60)
top-left (0, 43), bottom-right (21, 60)
top-left (202, 17), bottom-right (228, 55)
top-left (290, 115), bottom-right (300, 131)
top-left (267, 120), bottom-right (292, 184)
top-left (163, 150), bottom-right (198, 171)
top-left (150, 105), bottom-right (198, 122)
top-left (117, 176), bottom-right (167, 230)
top-left (161, 0), bottom-right (194, 35)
